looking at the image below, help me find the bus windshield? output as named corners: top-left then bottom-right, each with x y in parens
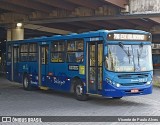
top-left (106, 44), bottom-right (152, 72)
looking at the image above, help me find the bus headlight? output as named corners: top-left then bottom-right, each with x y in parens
top-left (146, 81), bottom-right (152, 85)
top-left (116, 83), bottom-right (121, 87)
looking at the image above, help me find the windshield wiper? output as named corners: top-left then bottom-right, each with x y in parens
top-left (136, 43), bottom-right (144, 68)
top-left (119, 42), bottom-right (131, 63)
top-left (137, 43), bottom-right (146, 58)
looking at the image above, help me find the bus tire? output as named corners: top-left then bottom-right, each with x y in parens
top-left (23, 75), bottom-right (32, 91)
top-left (74, 80), bottom-right (88, 101)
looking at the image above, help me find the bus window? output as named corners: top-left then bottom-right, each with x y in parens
top-left (51, 41), bottom-right (65, 62)
top-left (98, 43), bottom-right (103, 90)
top-left (41, 46), bottom-right (49, 64)
top-left (20, 44), bottom-right (28, 62)
top-left (67, 39), bottom-right (84, 63)
top-left (28, 43), bottom-right (37, 61)
top-left (90, 44), bottom-right (95, 66)
top-left (13, 47), bottom-right (19, 63)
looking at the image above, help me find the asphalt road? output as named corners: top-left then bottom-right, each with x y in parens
top-left (0, 76), bottom-right (160, 125)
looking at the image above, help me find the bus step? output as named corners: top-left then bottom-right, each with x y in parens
top-left (39, 86), bottom-right (49, 90)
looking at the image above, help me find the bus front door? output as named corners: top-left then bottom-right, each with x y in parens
top-left (87, 41), bottom-right (103, 94)
top-left (12, 46), bottom-right (19, 82)
top-left (38, 45), bottom-right (49, 86)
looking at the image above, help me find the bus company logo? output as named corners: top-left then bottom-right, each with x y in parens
top-left (105, 89), bottom-right (115, 92)
top-left (31, 81), bottom-right (38, 85)
top-left (131, 78), bottom-right (147, 82)
top-left (2, 117), bottom-right (11, 122)
top-left (131, 79), bottom-right (139, 82)
top-left (53, 77), bottom-right (65, 86)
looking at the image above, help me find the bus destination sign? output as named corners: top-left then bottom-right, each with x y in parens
top-left (108, 33), bottom-right (151, 41)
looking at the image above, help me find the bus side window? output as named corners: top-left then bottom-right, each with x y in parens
top-left (20, 44), bottom-right (28, 62)
top-left (51, 41), bottom-right (65, 63)
top-left (67, 39), bottom-right (84, 63)
top-left (29, 43), bottom-right (37, 62)
top-left (67, 53), bottom-right (76, 62)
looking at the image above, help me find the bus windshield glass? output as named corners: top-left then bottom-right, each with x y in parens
top-left (106, 44), bottom-right (152, 72)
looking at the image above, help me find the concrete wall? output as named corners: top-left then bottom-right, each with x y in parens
top-left (130, 0), bottom-right (160, 14)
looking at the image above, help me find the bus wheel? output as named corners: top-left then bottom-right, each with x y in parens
top-left (74, 81), bottom-right (88, 101)
top-left (23, 75), bottom-right (31, 91)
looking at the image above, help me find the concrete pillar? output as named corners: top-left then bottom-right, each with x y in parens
top-left (7, 23), bottom-right (24, 41)
top-left (11, 28), bottom-right (24, 40)
top-left (7, 29), bottom-right (12, 41)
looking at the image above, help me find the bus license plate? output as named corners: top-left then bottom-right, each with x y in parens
top-left (131, 89), bottom-right (139, 93)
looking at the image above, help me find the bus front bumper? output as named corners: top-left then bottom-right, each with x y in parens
top-left (102, 83), bottom-right (152, 98)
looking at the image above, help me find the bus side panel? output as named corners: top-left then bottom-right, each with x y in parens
top-left (45, 63), bottom-right (71, 92)
top-left (13, 62), bottom-right (20, 82)
top-left (44, 63), bottom-right (86, 92)
top-left (18, 62), bottom-right (29, 83)
top-left (28, 62), bottom-right (39, 87)
top-left (18, 62), bottom-right (38, 86)
top-left (6, 62), bottom-right (12, 81)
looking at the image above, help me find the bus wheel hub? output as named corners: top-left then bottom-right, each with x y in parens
top-left (76, 85), bottom-right (83, 95)
top-left (24, 78), bottom-right (28, 88)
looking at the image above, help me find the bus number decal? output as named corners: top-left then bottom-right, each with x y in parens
top-left (90, 37), bottom-right (99, 41)
top-left (42, 42), bottom-right (47, 45)
top-left (13, 44), bottom-right (19, 46)
top-left (68, 65), bottom-right (79, 71)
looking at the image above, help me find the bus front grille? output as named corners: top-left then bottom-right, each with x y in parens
top-left (120, 82), bottom-right (145, 86)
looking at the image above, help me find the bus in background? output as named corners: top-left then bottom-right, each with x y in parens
top-left (6, 29), bottom-right (153, 101)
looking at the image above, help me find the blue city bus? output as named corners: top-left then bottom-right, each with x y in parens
top-left (6, 29), bottom-right (153, 100)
